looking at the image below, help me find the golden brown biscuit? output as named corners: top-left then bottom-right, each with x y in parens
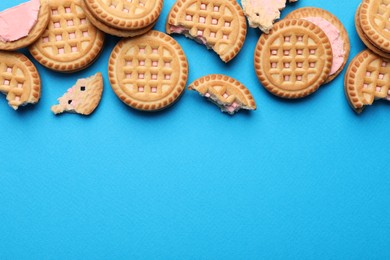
top-left (108, 30), bottom-right (188, 111)
top-left (345, 49), bottom-right (390, 113)
top-left (355, 4), bottom-right (390, 59)
top-left (254, 19), bottom-right (333, 99)
top-left (0, 0), bottom-right (51, 51)
top-left (29, 0), bottom-right (105, 73)
top-left (166, 0), bottom-right (247, 63)
top-left (81, 0), bottom-right (156, 37)
top-left (51, 72), bottom-right (103, 115)
top-left (188, 74), bottom-right (256, 115)
top-left (359, 0), bottom-right (390, 53)
top-left (0, 51), bottom-right (40, 110)
top-left (285, 7), bottom-right (350, 83)
top-left (84, 0), bottom-right (163, 30)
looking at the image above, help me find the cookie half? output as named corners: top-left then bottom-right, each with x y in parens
top-left (285, 7), bottom-right (350, 83)
top-left (0, 0), bottom-right (51, 51)
top-left (84, 0), bottom-right (163, 30)
top-left (108, 30), bottom-right (188, 111)
top-left (0, 51), bottom-right (41, 110)
top-left (51, 72), bottom-right (103, 115)
top-left (188, 74), bottom-right (256, 115)
top-left (359, 0), bottom-right (390, 54)
top-left (29, 0), bottom-right (105, 73)
top-left (254, 19), bottom-right (333, 99)
top-left (344, 49), bottom-right (390, 113)
top-left (166, 0), bottom-right (247, 63)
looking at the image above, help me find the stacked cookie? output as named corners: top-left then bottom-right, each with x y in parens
top-left (344, 0), bottom-right (390, 113)
top-left (254, 8), bottom-right (350, 99)
top-left (82, 0), bottom-right (163, 37)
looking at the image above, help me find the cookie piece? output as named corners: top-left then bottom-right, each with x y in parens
top-left (285, 7), bottom-right (350, 83)
top-left (359, 0), bottom-right (390, 54)
top-left (84, 0), bottom-right (163, 30)
top-left (166, 0), bottom-right (247, 63)
top-left (188, 74), bottom-right (256, 115)
top-left (344, 50), bottom-right (390, 113)
top-left (81, 0), bottom-right (156, 37)
top-left (29, 0), bottom-right (105, 73)
top-left (0, 51), bottom-right (40, 110)
top-left (254, 19), bottom-right (333, 99)
top-left (108, 30), bottom-right (188, 111)
top-left (51, 72), bottom-right (103, 115)
top-left (241, 0), bottom-right (298, 34)
top-left (355, 4), bottom-right (390, 59)
top-left (0, 0), bottom-right (51, 51)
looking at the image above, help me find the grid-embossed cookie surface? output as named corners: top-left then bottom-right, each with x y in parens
top-left (360, 0), bottom-right (390, 52)
top-left (29, 0), bottom-right (104, 72)
top-left (109, 31), bottom-right (188, 111)
top-left (345, 50), bottom-right (390, 112)
top-left (85, 0), bottom-right (163, 29)
top-left (254, 19), bottom-right (332, 98)
top-left (167, 0), bottom-right (246, 62)
top-left (0, 52), bottom-right (40, 109)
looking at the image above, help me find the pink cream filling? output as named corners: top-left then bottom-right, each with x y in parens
top-left (303, 17), bottom-right (345, 75)
top-left (170, 25), bottom-right (207, 45)
top-left (0, 0), bottom-right (40, 42)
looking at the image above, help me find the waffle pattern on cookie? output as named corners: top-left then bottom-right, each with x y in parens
top-left (85, 0), bottom-right (163, 30)
top-left (29, 0), bottom-right (104, 72)
top-left (166, 0), bottom-right (247, 63)
top-left (189, 74), bottom-right (256, 114)
top-left (109, 30), bottom-right (188, 111)
top-left (360, 0), bottom-right (390, 52)
top-left (254, 19), bottom-right (333, 99)
top-left (345, 50), bottom-right (390, 113)
top-left (0, 52), bottom-right (40, 110)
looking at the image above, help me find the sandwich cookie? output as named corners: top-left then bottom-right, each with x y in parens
top-left (188, 74), bottom-right (256, 115)
top-left (108, 30), bottom-right (188, 111)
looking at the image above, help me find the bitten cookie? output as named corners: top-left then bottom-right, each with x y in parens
top-left (254, 19), bottom-right (333, 99)
top-left (108, 30), bottom-right (188, 111)
top-left (166, 0), bottom-right (247, 63)
top-left (345, 50), bottom-right (390, 113)
top-left (0, 51), bottom-right (41, 110)
top-left (29, 0), bottom-right (105, 73)
top-left (51, 72), bottom-right (103, 115)
top-left (241, 0), bottom-right (298, 33)
top-left (188, 74), bottom-right (256, 115)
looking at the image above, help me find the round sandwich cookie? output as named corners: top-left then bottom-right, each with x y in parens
top-left (51, 72), bottom-right (103, 115)
top-left (81, 0), bottom-right (157, 37)
top-left (345, 49), bottom-right (390, 113)
top-left (29, 0), bottom-right (105, 73)
top-left (254, 19), bottom-right (333, 99)
top-left (108, 30), bottom-right (188, 111)
top-left (285, 7), bottom-right (350, 83)
top-left (166, 0), bottom-right (247, 63)
top-left (84, 0), bottom-right (163, 31)
top-left (355, 4), bottom-right (390, 59)
top-left (188, 74), bottom-right (256, 115)
top-left (359, 0), bottom-right (390, 54)
top-left (0, 0), bottom-right (51, 51)
top-left (0, 51), bottom-right (41, 110)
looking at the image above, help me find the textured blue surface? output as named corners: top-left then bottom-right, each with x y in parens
top-left (1, 0), bottom-right (390, 259)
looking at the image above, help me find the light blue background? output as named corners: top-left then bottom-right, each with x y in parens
top-left (1, 0), bottom-right (389, 259)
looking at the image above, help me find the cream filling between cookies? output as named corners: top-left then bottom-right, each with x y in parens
top-left (303, 17), bottom-right (345, 75)
top-left (0, 0), bottom-right (40, 42)
top-left (169, 25), bottom-right (208, 46)
top-left (203, 92), bottom-right (250, 115)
